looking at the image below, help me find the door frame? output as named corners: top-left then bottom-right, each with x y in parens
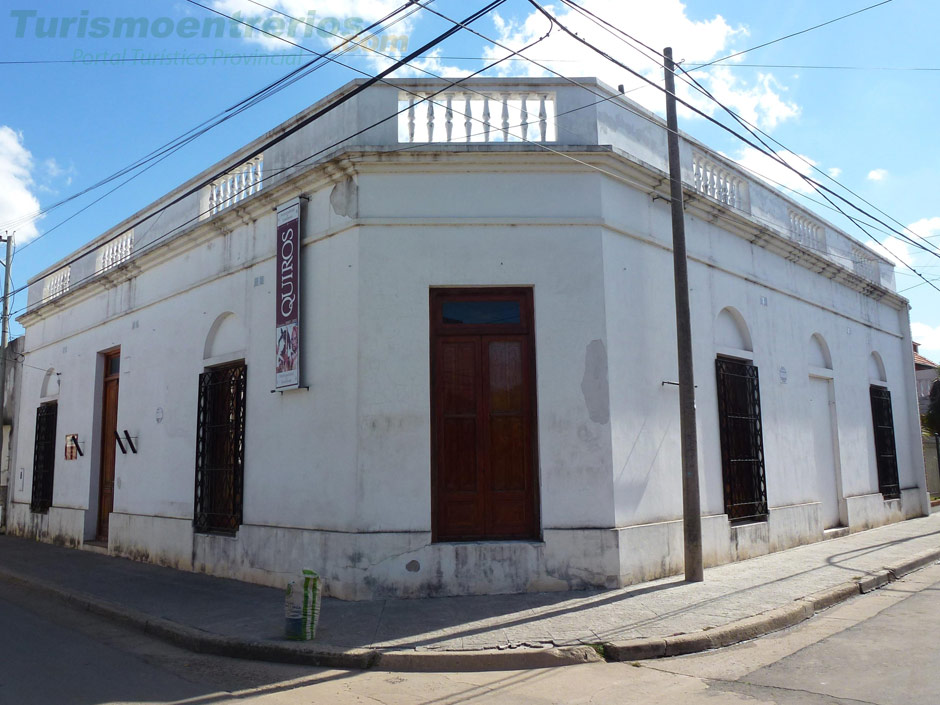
top-left (808, 373), bottom-right (845, 528)
top-left (95, 347), bottom-right (121, 541)
top-left (429, 287), bottom-right (541, 542)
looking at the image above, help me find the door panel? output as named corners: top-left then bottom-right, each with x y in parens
top-left (810, 377), bottom-right (842, 529)
top-left (484, 337), bottom-right (532, 538)
top-left (431, 289), bottom-right (538, 542)
top-left (97, 352), bottom-right (120, 541)
top-left (715, 357), bottom-right (768, 522)
top-left (436, 338), bottom-right (484, 539)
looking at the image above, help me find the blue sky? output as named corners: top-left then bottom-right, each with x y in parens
top-left (1, 0), bottom-right (938, 359)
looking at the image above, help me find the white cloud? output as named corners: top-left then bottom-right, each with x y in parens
top-left (0, 126), bottom-right (40, 243)
top-left (868, 235), bottom-right (913, 268)
top-left (911, 322), bottom-right (940, 360)
top-left (731, 146), bottom-right (817, 195)
top-left (481, 0), bottom-right (800, 131)
top-left (208, 0), bottom-right (414, 51)
top-left (42, 157), bottom-right (75, 187)
top-left (867, 168), bottom-right (888, 181)
top-left (383, 48), bottom-right (467, 78)
top-left (908, 217), bottom-right (940, 241)
top-left (827, 167), bottom-right (841, 179)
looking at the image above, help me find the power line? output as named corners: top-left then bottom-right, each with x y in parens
top-left (15, 1), bottom-right (931, 317)
top-left (389, 0), bottom-right (940, 293)
top-left (210, 0), bottom-right (940, 295)
top-left (678, 64), bottom-right (940, 259)
top-left (548, 0), bottom-right (940, 272)
top-left (899, 278), bottom-right (940, 294)
top-left (4, 2), bottom-right (424, 240)
top-left (684, 63), bottom-right (940, 72)
top-left (690, 0), bottom-right (895, 71)
top-left (669, 66), bottom-right (940, 295)
top-left (0, 53), bottom-right (607, 66)
top-left (177, 2), bottom-right (683, 203)
top-left (523, 0), bottom-right (940, 295)
top-left (9, 1), bottom-right (530, 317)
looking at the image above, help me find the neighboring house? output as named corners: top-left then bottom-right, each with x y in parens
top-left (7, 78), bottom-right (928, 599)
top-left (0, 336), bottom-right (23, 530)
top-left (913, 342), bottom-right (939, 414)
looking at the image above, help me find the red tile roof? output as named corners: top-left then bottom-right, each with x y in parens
top-left (915, 351), bottom-right (938, 369)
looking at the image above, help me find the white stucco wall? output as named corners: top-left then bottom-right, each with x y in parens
top-left (9, 78), bottom-right (926, 598)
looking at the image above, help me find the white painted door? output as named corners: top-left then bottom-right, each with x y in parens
top-left (809, 377), bottom-right (842, 528)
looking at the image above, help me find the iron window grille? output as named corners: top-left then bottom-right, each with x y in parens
top-left (193, 363), bottom-right (246, 534)
top-left (869, 386), bottom-right (901, 499)
top-left (30, 402), bottom-right (58, 513)
top-left (715, 357), bottom-right (769, 522)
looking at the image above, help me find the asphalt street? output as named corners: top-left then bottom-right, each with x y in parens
top-left (1, 561), bottom-right (938, 704)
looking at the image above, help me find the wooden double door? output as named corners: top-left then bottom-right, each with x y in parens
top-left (431, 289), bottom-right (539, 542)
top-left (97, 350), bottom-right (120, 541)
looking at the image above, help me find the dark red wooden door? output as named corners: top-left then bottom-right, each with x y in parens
top-left (97, 351), bottom-right (120, 541)
top-left (431, 290), bottom-right (538, 541)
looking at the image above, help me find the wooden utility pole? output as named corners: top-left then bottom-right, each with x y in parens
top-left (0, 232), bottom-right (13, 529)
top-left (663, 48), bottom-right (703, 582)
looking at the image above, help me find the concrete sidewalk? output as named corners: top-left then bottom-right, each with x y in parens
top-left (1, 514), bottom-right (939, 671)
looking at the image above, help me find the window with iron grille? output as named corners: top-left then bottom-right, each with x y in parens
top-left (193, 363), bottom-right (246, 534)
top-left (30, 402), bottom-right (58, 513)
top-left (869, 386), bottom-right (900, 499)
top-left (715, 357), bottom-right (768, 522)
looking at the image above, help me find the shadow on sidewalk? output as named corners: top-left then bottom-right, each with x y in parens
top-left (1, 521), bottom-right (937, 653)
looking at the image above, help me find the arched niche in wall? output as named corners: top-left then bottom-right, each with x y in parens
top-left (203, 312), bottom-right (247, 363)
top-left (715, 306), bottom-right (753, 360)
top-left (808, 333), bottom-right (833, 376)
top-left (40, 367), bottom-right (59, 400)
top-left (869, 351), bottom-right (887, 387)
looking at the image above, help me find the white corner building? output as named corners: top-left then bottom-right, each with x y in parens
top-left (7, 78), bottom-right (928, 599)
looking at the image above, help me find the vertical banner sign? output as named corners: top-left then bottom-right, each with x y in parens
top-left (275, 200), bottom-right (301, 390)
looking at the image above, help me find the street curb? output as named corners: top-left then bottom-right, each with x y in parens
top-left (0, 566), bottom-right (376, 670)
top-left (603, 547), bottom-right (940, 663)
top-left (1, 546), bottom-right (938, 671)
top-left (375, 645), bottom-right (603, 671)
top-left (0, 564), bottom-right (598, 671)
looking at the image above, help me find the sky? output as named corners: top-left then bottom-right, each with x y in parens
top-left (1, 0), bottom-right (939, 360)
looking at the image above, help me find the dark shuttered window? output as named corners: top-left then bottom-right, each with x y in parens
top-left (194, 363), bottom-right (246, 534)
top-left (869, 386), bottom-right (900, 499)
top-left (715, 357), bottom-right (768, 522)
top-left (30, 402), bottom-right (58, 513)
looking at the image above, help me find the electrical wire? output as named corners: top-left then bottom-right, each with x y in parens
top-left (229, 0), bottom-right (678, 195)
top-left (416, 0), bottom-right (938, 299)
top-left (522, 0), bottom-right (940, 295)
top-left (21, 0), bottom-right (667, 262)
top-left (1, 2), bottom-right (423, 234)
top-left (8, 1), bottom-right (534, 317)
top-left (557, 0), bottom-right (940, 251)
top-left (0, 53), bottom-right (602, 66)
top-left (684, 63), bottom-right (940, 72)
top-left (670, 66), bottom-right (940, 293)
top-left (13, 1), bottom-right (931, 315)
top-left (689, 0), bottom-right (895, 71)
top-left (549, 0), bottom-right (940, 279)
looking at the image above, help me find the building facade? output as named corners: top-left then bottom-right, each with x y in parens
top-left (913, 342), bottom-right (938, 414)
top-left (7, 78), bottom-right (928, 599)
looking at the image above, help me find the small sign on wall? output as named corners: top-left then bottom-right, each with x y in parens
top-left (64, 434), bottom-right (83, 460)
top-left (275, 199), bottom-right (302, 391)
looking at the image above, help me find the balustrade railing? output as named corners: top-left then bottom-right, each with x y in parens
top-left (788, 210), bottom-right (825, 254)
top-left (43, 267), bottom-right (70, 300)
top-left (97, 229), bottom-right (134, 272)
top-left (691, 151), bottom-right (750, 212)
top-left (851, 245), bottom-right (879, 282)
top-left (209, 156), bottom-right (264, 215)
top-left (399, 91), bottom-right (556, 143)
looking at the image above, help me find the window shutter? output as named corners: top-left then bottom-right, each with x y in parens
top-left (30, 402), bottom-right (58, 513)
